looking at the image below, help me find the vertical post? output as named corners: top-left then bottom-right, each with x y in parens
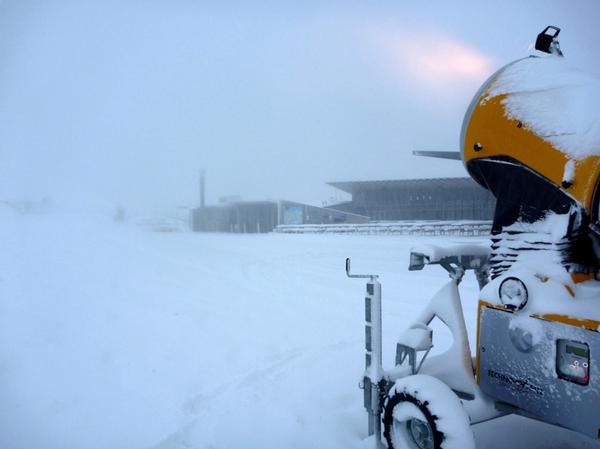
top-left (277, 201), bottom-right (282, 226)
top-left (199, 170), bottom-right (205, 209)
top-left (345, 259), bottom-right (384, 448)
top-left (365, 278), bottom-right (383, 446)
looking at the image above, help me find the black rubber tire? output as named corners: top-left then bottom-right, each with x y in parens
top-left (382, 390), bottom-right (444, 449)
top-left (383, 375), bottom-right (475, 449)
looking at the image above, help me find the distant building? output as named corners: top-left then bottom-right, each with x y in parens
top-left (190, 177), bottom-right (496, 233)
top-left (328, 177), bottom-right (495, 221)
top-left (191, 200), bottom-right (369, 233)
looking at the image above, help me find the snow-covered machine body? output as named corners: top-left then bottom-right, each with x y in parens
top-left (348, 26), bottom-right (600, 449)
top-left (465, 25), bottom-right (600, 440)
top-left (479, 304), bottom-right (600, 437)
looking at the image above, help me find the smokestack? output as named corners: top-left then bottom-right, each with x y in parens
top-left (199, 170), bottom-right (205, 208)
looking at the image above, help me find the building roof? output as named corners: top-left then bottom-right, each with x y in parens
top-left (327, 177), bottom-right (477, 195)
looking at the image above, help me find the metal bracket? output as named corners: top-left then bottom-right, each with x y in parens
top-left (409, 247), bottom-right (490, 288)
top-left (346, 258), bottom-right (379, 281)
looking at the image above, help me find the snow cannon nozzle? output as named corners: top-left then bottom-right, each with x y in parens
top-left (535, 25), bottom-right (563, 56)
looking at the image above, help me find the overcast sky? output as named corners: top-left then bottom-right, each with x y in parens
top-left (1, 1), bottom-right (599, 215)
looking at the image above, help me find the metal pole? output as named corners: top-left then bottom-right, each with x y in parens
top-left (346, 259), bottom-right (384, 448)
top-left (199, 170), bottom-right (205, 209)
top-left (367, 278), bottom-right (383, 447)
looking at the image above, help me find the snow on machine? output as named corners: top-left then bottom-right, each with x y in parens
top-left (347, 26), bottom-right (600, 449)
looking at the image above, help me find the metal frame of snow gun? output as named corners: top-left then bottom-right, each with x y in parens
top-left (408, 245), bottom-right (490, 289)
top-left (349, 249), bottom-right (600, 449)
top-left (347, 245), bottom-right (502, 449)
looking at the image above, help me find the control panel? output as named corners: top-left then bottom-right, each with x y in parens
top-left (557, 339), bottom-right (590, 385)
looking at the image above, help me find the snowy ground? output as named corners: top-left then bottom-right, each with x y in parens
top-left (1, 210), bottom-right (598, 449)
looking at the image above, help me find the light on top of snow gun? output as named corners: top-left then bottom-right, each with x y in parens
top-left (498, 277), bottom-right (529, 311)
top-left (535, 25), bottom-right (563, 56)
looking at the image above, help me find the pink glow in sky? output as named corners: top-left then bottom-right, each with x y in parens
top-left (366, 24), bottom-right (495, 93)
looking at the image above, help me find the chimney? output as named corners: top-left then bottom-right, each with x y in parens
top-left (199, 170), bottom-right (205, 208)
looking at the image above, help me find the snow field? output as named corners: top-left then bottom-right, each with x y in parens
top-left (0, 210), bottom-right (598, 449)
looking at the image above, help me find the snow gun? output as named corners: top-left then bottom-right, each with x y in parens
top-left (347, 25), bottom-right (600, 449)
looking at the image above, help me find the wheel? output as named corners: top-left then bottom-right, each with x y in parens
top-left (384, 391), bottom-right (439, 449)
top-left (382, 375), bottom-right (474, 449)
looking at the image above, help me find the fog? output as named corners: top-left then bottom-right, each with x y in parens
top-left (1, 0), bottom-right (598, 217)
top-left (2, 3), bottom-right (600, 449)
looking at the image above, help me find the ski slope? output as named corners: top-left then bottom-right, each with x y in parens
top-left (0, 210), bottom-right (598, 449)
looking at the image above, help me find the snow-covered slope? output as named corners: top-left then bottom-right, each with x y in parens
top-left (0, 211), bottom-right (597, 449)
